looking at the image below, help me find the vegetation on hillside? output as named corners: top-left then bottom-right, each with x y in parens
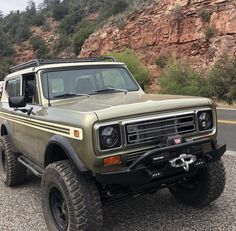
top-left (0, 0), bottom-right (154, 79)
top-left (111, 48), bottom-right (150, 86)
top-left (159, 55), bottom-right (236, 104)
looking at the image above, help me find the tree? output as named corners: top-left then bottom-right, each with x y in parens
top-left (73, 21), bottom-right (95, 55)
top-left (15, 22), bottom-right (32, 43)
top-left (30, 36), bottom-right (50, 58)
top-left (111, 48), bottom-right (150, 86)
top-left (0, 28), bottom-right (15, 56)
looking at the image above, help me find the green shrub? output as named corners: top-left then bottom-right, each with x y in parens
top-left (156, 55), bottom-right (168, 68)
top-left (204, 25), bottom-right (216, 40)
top-left (53, 34), bottom-right (71, 55)
top-left (159, 57), bottom-right (208, 96)
top-left (0, 28), bottom-right (15, 56)
top-left (15, 23), bottom-right (32, 43)
top-left (0, 60), bottom-right (14, 80)
top-left (52, 2), bottom-right (68, 21)
top-left (60, 9), bottom-right (84, 33)
top-left (197, 8), bottom-right (211, 22)
top-left (73, 21), bottom-right (96, 55)
top-left (207, 55), bottom-right (236, 104)
top-left (99, 0), bottom-right (128, 21)
top-left (42, 21), bottom-right (51, 32)
top-left (172, 4), bottom-right (182, 22)
top-left (111, 48), bottom-right (150, 86)
top-left (30, 36), bottom-right (50, 58)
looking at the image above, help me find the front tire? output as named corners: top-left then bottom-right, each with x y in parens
top-left (170, 159), bottom-right (226, 207)
top-left (0, 135), bottom-right (26, 187)
top-left (41, 160), bottom-right (102, 231)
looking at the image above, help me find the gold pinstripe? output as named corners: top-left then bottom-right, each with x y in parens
top-left (0, 112), bottom-right (83, 140)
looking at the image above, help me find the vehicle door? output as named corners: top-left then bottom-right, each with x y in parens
top-left (10, 73), bottom-right (42, 165)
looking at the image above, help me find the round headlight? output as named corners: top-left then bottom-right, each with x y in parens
top-left (198, 111), bottom-right (212, 130)
top-left (100, 126), bottom-right (119, 148)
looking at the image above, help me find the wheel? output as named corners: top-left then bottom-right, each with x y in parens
top-left (41, 160), bottom-right (102, 231)
top-left (0, 135), bottom-right (26, 186)
top-left (169, 159), bottom-right (226, 207)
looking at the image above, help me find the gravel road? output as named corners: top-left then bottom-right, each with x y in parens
top-left (0, 154), bottom-right (235, 231)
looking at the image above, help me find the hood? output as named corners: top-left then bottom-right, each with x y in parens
top-left (52, 93), bottom-right (212, 121)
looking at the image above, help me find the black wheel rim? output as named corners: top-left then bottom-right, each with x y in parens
top-left (49, 186), bottom-right (69, 230)
top-left (1, 149), bottom-right (7, 173)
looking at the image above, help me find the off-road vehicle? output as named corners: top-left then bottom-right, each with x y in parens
top-left (0, 58), bottom-right (226, 230)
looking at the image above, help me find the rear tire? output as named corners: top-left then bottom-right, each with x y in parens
top-left (170, 159), bottom-right (226, 207)
top-left (0, 135), bottom-right (26, 186)
top-left (42, 160), bottom-right (102, 231)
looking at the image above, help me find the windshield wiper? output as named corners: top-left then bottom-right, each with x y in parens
top-left (53, 93), bottom-right (90, 99)
top-left (94, 87), bottom-right (127, 94)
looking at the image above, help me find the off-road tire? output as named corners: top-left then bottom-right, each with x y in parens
top-left (170, 159), bottom-right (226, 207)
top-left (42, 160), bottom-right (102, 231)
top-left (0, 135), bottom-right (26, 187)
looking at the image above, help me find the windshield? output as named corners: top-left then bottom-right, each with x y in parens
top-left (42, 67), bottom-right (140, 99)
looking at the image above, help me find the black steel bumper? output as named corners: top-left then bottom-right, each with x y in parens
top-left (96, 139), bottom-right (226, 186)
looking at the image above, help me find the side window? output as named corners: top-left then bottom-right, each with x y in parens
top-left (23, 74), bottom-right (38, 105)
top-left (6, 78), bottom-right (21, 97)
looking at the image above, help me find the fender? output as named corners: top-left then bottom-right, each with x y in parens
top-left (45, 135), bottom-right (88, 172)
top-left (1, 120), bottom-right (12, 137)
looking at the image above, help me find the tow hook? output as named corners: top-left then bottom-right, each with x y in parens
top-left (169, 154), bottom-right (196, 172)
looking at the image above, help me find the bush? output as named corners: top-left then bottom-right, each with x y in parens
top-left (53, 34), bottom-right (71, 55)
top-left (197, 8), bottom-right (211, 22)
top-left (159, 57), bottom-right (208, 96)
top-left (42, 21), bottom-right (51, 32)
top-left (172, 4), bottom-right (182, 22)
top-left (32, 14), bottom-right (45, 26)
top-left (73, 21), bottom-right (96, 55)
top-left (111, 48), bottom-right (150, 86)
top-left (204, 25), bottom-right (216, 40)
top-left (0, 60), bottom-right (14, 81)
top-left (30, 36), bottom-right (50, 58)
top-left (52, 2), bottom-right (68, 21)
top-left (99, 0), bottom-right (128, 21)
top-left (156, 55), bottom-right (168, 68)
top-left (0, 28), bottom-right (15, 56)
top-left (207, 55), bottom-right (236, 104)
top-left (15, 23), bottom-right (32, 43)
top-left (60, 9), bottom-right (84, 33)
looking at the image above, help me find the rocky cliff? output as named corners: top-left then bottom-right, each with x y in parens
top-left (80, 0), bottom-right (236, 89)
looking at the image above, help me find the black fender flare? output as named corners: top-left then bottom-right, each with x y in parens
top-left (45, 135), bottom-right (88, 172)
top-left (1, 120), bottom-right (12, 137)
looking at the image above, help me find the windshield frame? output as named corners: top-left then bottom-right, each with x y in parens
top-left (40, 65), bottom-right (141, 100)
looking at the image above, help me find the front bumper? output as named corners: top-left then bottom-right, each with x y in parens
top-left (96, 139), bottom-right (226, 186)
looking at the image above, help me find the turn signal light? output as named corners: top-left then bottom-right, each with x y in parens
top-left (103, 156), bottom-right (122, 167)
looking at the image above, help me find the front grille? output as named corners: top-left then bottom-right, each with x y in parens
top-left (125, 113), bottom-right (196, 146)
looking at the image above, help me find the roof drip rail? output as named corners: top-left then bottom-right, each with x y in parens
top-left (9, 56), bottom-right (117, 73)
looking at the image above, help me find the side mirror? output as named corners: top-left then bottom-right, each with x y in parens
top-left (9, 96), bottom-right (26, 108)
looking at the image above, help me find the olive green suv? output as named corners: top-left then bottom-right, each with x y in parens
top-left (0, 58), bottom-right (226, 230)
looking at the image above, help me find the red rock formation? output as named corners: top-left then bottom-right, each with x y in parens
top-left (80, 0), bottom-right (236, 90)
